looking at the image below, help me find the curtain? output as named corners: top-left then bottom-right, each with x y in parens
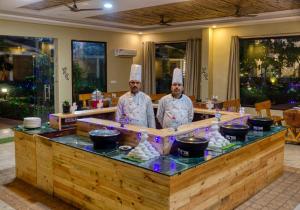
top-left (226, 36), bottom-right (240, 100)
top-left (142, 41), bottom-right (156, 94)
top-left (184, 39), bottom-right (201, 100)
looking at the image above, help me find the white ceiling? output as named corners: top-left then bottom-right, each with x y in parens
top-left (0, 0), bottom-right (299, 33)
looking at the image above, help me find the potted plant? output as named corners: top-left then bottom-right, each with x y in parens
top-left (62, 100), bottom-right (70, 114)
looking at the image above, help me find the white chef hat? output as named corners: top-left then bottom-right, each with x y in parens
top-left (172, 68), bottom-right (183, 84)
top-left (129, 64), bottom-right (142, 82)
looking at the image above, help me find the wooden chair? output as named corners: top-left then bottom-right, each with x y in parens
top-left (78, 93), bottom-right (91, 109)
top-left (284, 109), bottom-right (300, 144)
top-left (150, 93), bottom-right (166, 103)
top-left (254, 100), bottom-right (283, 125)
top-left (188, 95), bottom-right (196, 103)
top-left (115, 91), bottom-right (127, 97)
top-left (193, 102), bottom-right (207, 109)
top-left (103, 92), bottom-right (112, 98)
top-left (111, 97), bottom-right (119, 106)
top-left (223, 99), bottom-right (240, 112)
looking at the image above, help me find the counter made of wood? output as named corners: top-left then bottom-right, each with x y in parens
top-left (76, 109), bottom-right (250, 155)
top-left (14, 128), bottom-right (286, 210)
top-left (49, 107), bottom-right (116, 130)
top-left (49, 105), bottom-right (241, 131)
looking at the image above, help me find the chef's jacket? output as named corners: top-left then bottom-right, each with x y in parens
top-left (157, 94), bottom-right (194, 129)
top-left (116, 91), bottom-right (156, 128)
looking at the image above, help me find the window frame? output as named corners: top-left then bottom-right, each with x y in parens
top-left (154, 41), bottom-right (187, 94)
top-left (239, 35), bottom-right (300, 109)
top-left (71, 39), bottom-right (107, 102)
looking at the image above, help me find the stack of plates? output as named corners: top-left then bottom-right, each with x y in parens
top-left (23, 117), bottom-right (41, 129)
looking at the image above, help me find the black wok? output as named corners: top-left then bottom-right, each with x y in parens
top-left (175, 136), bottom-right (209, 157)
top-left (89, 129), bottom-right (121, 149)
top-left (248, 117), bottom-right (273, 131)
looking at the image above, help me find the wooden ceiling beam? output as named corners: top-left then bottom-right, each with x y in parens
top-left (20, 0), bottom-right (300, 26)
top-left (20, 0), bottom-right (88, 10)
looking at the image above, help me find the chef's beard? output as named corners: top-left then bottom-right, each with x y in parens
top-left (130, 87), bottom-right (139, 94)
top-left (172, 90), bottom-right (182, 98)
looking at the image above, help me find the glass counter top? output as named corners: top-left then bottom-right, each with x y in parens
top-left (15, 123), bottom-right (57, 135)
top-left (50, 126), bottom-right (286, 177)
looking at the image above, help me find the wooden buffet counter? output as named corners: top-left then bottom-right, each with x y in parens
top-left (15, 109), bottom-right (286, 210)
top-left (49, 107), bottom-right (117, 130)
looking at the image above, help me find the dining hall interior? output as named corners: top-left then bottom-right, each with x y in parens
top-left (0, 0), bottom-right (300, 209)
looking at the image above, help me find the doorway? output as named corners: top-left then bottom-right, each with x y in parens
top-left (0, 35), bottom-right (55, 122)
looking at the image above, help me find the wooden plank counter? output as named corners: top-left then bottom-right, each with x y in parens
top-left (15, 127), bottom-right (286, 210)
top-left (15, 131), bottom-right (37, 186)
top-left (76, 108), bottom-right (250, 155)
top-left (49, 107), bottom-right (116, 130)
top-left (49, 105), bottom-right (243, 131)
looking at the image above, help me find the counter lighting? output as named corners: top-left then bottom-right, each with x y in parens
top-left (168, 136), bottom-right (176, 143)
top-left (137, 132), bottom-right (142, 140)
top-left (104, 3), bottom-right (113, 8)
top-left (155, 136), bottom-right (161, 143)
top-left (153, 163), bottom-right (161, 172)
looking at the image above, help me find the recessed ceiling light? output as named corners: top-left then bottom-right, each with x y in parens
top-left (212, 25), bottom-right (217, 28)
top-left (104, 3), bottom-right (113, 9)
top-left (138, 32), bottom-right (143, 35)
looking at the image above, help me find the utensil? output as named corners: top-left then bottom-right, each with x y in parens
top-left (220, 124), bottom-right (249, 141)
top-left (247, 117), bottom-right (273, 131)
top-left (119, 145), bottom-right (132, 151)
top-left (175, 136), bottom-right (209, 157)
top-left (89, 129), bottom-right (121, 149)
top-left (23, 117), bottom-right (41, 129)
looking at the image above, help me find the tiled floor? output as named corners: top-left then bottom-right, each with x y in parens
top-left (236, 167), bottom-right (300, 210)
top-left (0, 128), bottom-right (14, 139)
top-left (0, 118), bottom-right (21, 130)
top-left (0, 168), bottom-right (78, 210)
top-left (0, 142), bottom-right (15, 171)
top-left (285, 144), bottom-right (300, 169)
top-left (0, 117), bottom-right (20, 138)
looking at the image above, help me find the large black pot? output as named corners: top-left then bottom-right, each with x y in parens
top-left (248, 117), bottom-right (273, 131)
top-left (220, 124), bottom-right (249, 141)
top-left (176, 136), bottom-right (209, 157)
top-left (89, 129), bottom-right (121, 149)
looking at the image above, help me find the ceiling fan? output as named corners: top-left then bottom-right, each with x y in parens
top-left (159, 15), bottom-right (172, 26)
top-left (231, 4), bottom-right (257, 17)
top-left (64, 0), bottom-right (103, 12)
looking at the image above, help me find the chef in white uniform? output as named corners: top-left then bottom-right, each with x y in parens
top-left (156, 68), bottom-right (194, 129)
top-left (116, 64), bottom-right (156, 128)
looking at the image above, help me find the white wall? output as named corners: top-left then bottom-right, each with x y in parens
top-left (201, 28), bottom-right (213, 101)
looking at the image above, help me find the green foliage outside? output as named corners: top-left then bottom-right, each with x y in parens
top-left (72, 41), bottom-right (107, 105)
top-left (240, 36), bottom-right (300, 107)
top-left (0, 37), bottom-right (55, 121)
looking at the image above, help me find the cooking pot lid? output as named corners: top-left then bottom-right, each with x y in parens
top-left (89, 129), bottom-right (120, 137)
top-left (177, 136), bottom-right (208, 144)
top-left (249, 117), bottom-right (272, 121)
top-left (221, 124), bottom-right (249, 130)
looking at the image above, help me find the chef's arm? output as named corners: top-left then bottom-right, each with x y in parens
top-left (115, 98), bottom-right (123, 122)
top-left (188, 100), bottom-right (194, 123)
top-left (147, 100), bottom-right (156, 128)
top-left (156, 100), bottom-right (164, 127)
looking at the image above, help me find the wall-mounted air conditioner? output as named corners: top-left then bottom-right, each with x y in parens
top-left (114, 49), bottom-right (137, 57)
